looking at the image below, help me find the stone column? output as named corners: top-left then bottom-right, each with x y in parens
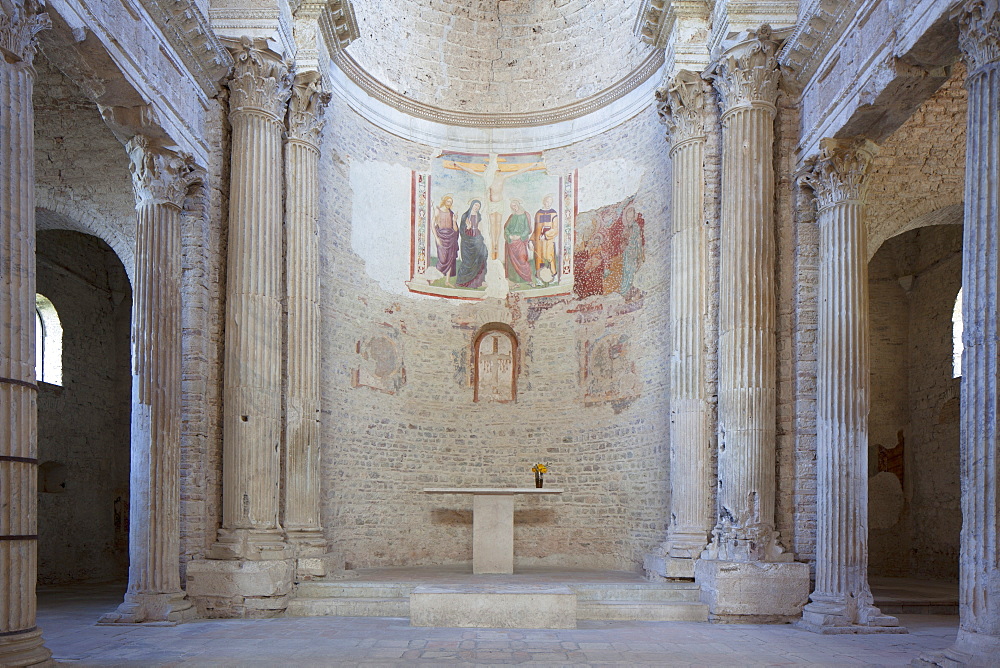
top-left (797, 138), bottom-right (901, 634)
top-left (920, 2), bottom-right (1000, 663)
top-left (645, 70), bottom-right (713, 580)
top-left (0, 2), bottom-right (52, 664)
top-left (283, 71), bottom-right (330, 580)
top-left (694, 25), bottom-right (809, 622)
top-left (187, 37), bottom-right (294, 618)
top-left (100, 137), bottom-right (199, 624)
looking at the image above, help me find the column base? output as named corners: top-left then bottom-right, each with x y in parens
top-left (208, 528), bottom-right (293, 561)
top-left (0, 627), bottom-right (53, 667)
top-left (97, 591), bottom-right (196, 625)
top-left (914, 629), bottom-right (1000, 667)
top-left (797, 596), bottom-right (905, 634)
top-left (644, 551), bottom-right (696, 580)
top-left (285, 529), bottom-right (335, 581)
top-left (695, 558), bottom-right (810, 623)
top-left (185, 558), bottom-right (294, 618)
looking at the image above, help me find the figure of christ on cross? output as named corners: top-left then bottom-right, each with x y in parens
top-left (444, 153), bottom-right (544, 260)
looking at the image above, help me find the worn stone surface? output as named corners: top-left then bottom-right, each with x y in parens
top-left (410, 584), bottom-right (577, 629)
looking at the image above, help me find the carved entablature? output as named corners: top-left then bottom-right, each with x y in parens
top-left (0, 0), bottom-right (50, 66)
top-left (710, 24), bottom-right (782, 113)
top-left (287, 70), bottom-right (331, 146)
top-left (323, 0), bottom-right (360, 52)
top-left (126, 135), bottom-right (203, 209)
top-left (956, 0), bottom-right (1000, 75)
top-left (799, 137), bottom-right (879, 213)
top-left (777, 0), bottom-right (854, 82)
top-left (223, 36), bottom-right (292, 120)
top-left (137, 0), bottom-right (232, 95)
top-left (658, 69), bottom-right (710, 147)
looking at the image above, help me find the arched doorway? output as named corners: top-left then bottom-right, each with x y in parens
top-left (867, 223), bottom-right (962, 584)
top-left (35, 229), bottom-right (132, 585)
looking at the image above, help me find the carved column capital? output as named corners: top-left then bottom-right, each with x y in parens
top-left (126, 135), bottom-right (202, 209)
top-left (801, 137), bottom-right (880, 212)
top-left (957, 0), bottom-right (1000, 74)
top-left (657, 69), bottom-right (711, 148)
top-left (223, 36), bottom-right (292, 120)
top-left (0, 0), bottom-right (50, 66)
top-left (710, 24), bottom-right (782, 114)
top-left (287, 70), bottom-right (331, 146)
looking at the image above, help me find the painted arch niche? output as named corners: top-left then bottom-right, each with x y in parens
top-left (473, 323), bottom-right (518, 403)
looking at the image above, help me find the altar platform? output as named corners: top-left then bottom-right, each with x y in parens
top-left (286, 566), bottom-right (708, 626)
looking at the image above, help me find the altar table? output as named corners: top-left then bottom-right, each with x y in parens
top-left (422, 488), bottom-right (563, 574)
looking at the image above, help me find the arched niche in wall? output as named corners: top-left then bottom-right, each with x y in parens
top-left (473, 323), bottom-right (518, 403)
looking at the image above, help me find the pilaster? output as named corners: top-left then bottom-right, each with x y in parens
top-left (283, 70), bottom-right (330, 580)
top-left (0, 1), bottom-right (53, 664)
top-left (695, 25), bottom-right (809, 622)
top-left (797, 138), bottom-right (903, 634)
top-left (100, 137), bottom-right (200, 625)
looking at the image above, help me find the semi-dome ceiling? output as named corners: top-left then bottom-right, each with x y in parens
top-left (344, 0), bottom-right (654, 117)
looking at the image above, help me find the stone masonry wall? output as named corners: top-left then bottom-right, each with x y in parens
top-left (318, 101), bottom-right (671, 571)
top-left (36, 230), bottom-right (132, 585)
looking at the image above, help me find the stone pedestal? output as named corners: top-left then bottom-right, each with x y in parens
top-left (646, 70), bottom-right (714, 582)
top-left (0, 3), bottom-right (53, 665)
top-left (100, 137), bottom-right (199, 626)
top-left (919, 2), bottom-right (1000, 664)
top-left (186, 559), bottom-right (294, 618)
top-left (695, 559), bottom-right (809, 623)
top-left (796, 138), bottom-right (902, 635)
top-left (282, 71), bottom-right (330, 581)
top-left (473, 495), bottom-right (515, 574)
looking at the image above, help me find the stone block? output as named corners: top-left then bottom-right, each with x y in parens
top-left (409, 584), bottom-right (576, 628)
top-left (695, 559), bottom-right (810, 623)
top-left (186, 559), bottom-right (294, 599)
top-left (644, 553), bottom-right (696, 580)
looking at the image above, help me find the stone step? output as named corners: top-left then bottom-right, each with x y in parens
top-left (286, 596), bottom-right (409, 618)
top-left (571, 583), bottom-right (701, 603)
top-left (577, 600), bottom-right (709, 622)
top-left (296, 582), bottom-right (415, 599)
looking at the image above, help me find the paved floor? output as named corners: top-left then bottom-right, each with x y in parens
top-left (38, 581), bottom-right (959, 666)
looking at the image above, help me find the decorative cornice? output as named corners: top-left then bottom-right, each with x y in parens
top-left (635, 0), bottom-right (708, 50)
top-left (956, 0), bottom-right (1000, 75)
top-left (126, 135), bottom-right (203, 209)
top-left (317, 0), bottom-right (358, 53)
top-left (287, 70), bottom-right (330, 146)
top-left (135, 0), bottom-right (232, 97)
top-left (778, 0), bottom-right (856, 82)
top-left (223, 36), bottom-right (292, 120)
top-left (710, 24), bottom-right (783, 113)
top-left (800, 137), bottom-right (880, 212)
top-left (330, 48), bottom-right (665, 129)
top-left (657, 69), bottom-right (710, 147)
top-left (0, 0), bottom-right (50, 66)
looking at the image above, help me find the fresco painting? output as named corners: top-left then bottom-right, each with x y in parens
top-left (573, 196), bottom-right (646, 299)
top-left (409, 152), bottom-right (577, 299)
top-left (353, 325), bottom-right (406, 395)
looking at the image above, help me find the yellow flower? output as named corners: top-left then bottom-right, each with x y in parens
top-left (532, 463), bottom-right (549, 474)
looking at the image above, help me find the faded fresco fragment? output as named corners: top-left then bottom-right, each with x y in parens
top-left (408, 152), bottom-right (576, 299)
top-left (573, 197), bottom-right (646, 299)
top-left (353, 325), bottom-right (406, 395)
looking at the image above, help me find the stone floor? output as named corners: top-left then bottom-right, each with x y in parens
top-left (38, 580), bottom-right (959, 666)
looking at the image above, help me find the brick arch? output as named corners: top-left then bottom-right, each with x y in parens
top-left (35, 191), bottom-right (135, 285)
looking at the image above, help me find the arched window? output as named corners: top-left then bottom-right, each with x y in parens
top-left (953, 288), bottom-right (963, 379)
top-left (473, 323), bottom-right (518, 403)
top-left (35, 293), bottom-right (63, 386)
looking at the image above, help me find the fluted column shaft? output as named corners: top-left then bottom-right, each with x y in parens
top-left (213, 38), bottom-right (292, 559)
top-left (101, 138), bottom-right (199, 623)
top-left (282, 72), bottom-right (329, 574)
top-left (662, 71), bottom-right (713, 559)
top-left (948, 1), bottom-right (1000, 658)
top-left (799, 139), bottom-right (897, 631)
top-left (708, 27), bottom-right (785, 562)
top-left (0, 3), bottom-right (52, 664)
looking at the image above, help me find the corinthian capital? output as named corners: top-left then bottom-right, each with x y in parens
top-left (223, 36), bottom-right (292, 120)
top-left (711, 25), bottom-right (782, 113)
top-left (801, 137), bottom-right (880, 212)
top-left (0, 0), bottom-right (51, 66)
top-left (287, 70), bottom-right (331, 146)
top-left (126, 135), bottom-right (202, 209)
top-left (957, 0), bottom-right (1000, 74)
top-left (657, 69), bottom-right (710, 147)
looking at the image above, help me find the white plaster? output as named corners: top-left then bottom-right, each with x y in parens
top-left (576, 160), bottom-right (645, 212)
